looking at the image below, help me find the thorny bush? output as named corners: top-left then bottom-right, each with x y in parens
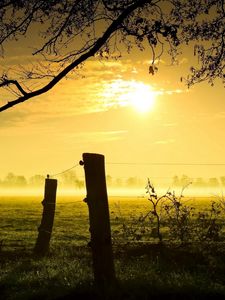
top-left (112, 180), bottom-right (225, 247)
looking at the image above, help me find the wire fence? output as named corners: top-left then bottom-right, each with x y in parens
top-left (45, 159), bottom-right (225, 195)
top-left (46, 160), bottom-right (225, 180)
top-left (1, 158), bottom-right (225, 198)
top-left (49, 163), bottom-right (80, 178)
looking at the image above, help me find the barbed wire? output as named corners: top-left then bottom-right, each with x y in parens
top-left (49, 163), bottom-right (80, 178)
top-left (45, 159), bottom-right (225, 180)
top-left (107, 162), bottom-right (225, 166)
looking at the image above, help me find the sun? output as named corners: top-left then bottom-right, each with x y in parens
top-left (102, 79), bottom-right (156, 113)
top-left (122, 81), bottom-right (156, 113)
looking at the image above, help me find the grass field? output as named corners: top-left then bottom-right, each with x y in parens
top-left (1, 194), bottom-right (225, 299)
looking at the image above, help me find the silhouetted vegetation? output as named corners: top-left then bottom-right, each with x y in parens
top-left (0, 171), bottom-right (84, 189)
top-left (172, 174), bottom-right (225, 188)
top-left (2, 172), bottom-right (225, 192)
top-left (112, 180), bottom-right (225, 246)
top-left (0, 0), bottom-right (224, 111)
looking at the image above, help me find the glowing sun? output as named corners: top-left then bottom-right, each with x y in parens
top-left (102, 79), bottom-right (156, 113)
top-left (121, 81), bottom-right (155, 113)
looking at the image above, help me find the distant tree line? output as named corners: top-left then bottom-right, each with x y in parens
top-left (0, 171), bottom-right (84, 189)
top-left (1, 172), bottom-right (225, 189)
top-left (0, 172), bottom-right (145, 189)
top-left (0, 172), bottom-right (31, 187)
top-left (106, 175), bottom-right (145, 188)
top-left (172, 175), bottom-right (225, 188)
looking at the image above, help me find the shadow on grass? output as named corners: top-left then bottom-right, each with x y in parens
top-left (56, 282), bottom-right (225, 300)
top-left (1, 243), bottom-right (225, 300)
top-left (56, 243), bottom-right (225, 300)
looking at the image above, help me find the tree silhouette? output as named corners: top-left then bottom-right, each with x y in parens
top-left (2, 172), bottom-right (27, 187)
top-left (0, 0), bottom-right (224, 112)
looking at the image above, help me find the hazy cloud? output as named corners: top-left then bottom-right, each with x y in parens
top-left (63, 130), bottom-right (127, 143)
top-left (162, 123), bottom-right (178, 127)
top-left (154, 139), bottom-right (175, 145)
top-left (0, 58), bottom-right (188, 129)
top-left (213, 112), bottom-right (225, 119)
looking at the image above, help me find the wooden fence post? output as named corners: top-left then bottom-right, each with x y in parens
top-left (34, 177), bottom-right (57, 256)
top-left (81, 153), bottom-right (116, 288)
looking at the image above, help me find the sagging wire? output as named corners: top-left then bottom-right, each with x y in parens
top-left (48, 163), bottom-right (80, 178)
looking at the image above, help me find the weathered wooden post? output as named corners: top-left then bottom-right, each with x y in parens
top-left (80, 153), bottom-right (116, 289)
top-left (34, 176), bottom-right (57, 256)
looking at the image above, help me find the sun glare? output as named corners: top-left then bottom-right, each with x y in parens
top-left (102, 79), bottom-right (156, 113)
top-left (121, 81), bottom-right (155, 113)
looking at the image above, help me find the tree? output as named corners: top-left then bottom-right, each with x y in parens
top-left (208, 177), bottom-right (219, 187)
top-left (180, 174), bottom-right (191, 187)
top-left (106, 175), bottom-right (113, 186)
top-left (29, 174), bottom-right (45, 186)
top-left (220, 176), bottom-right (225, 186)
top-left (126, 176), bottom-right (139, 187)
top-left (172, 175), bottom-right (180, 186)
top-left (61, 170), bottom-right (77, 186)
top-left (3, 172), bottom-right (27, 187)
top-left (0, 0), bottom-right (224, 112)
top-left (194, 177), bottom-right (206, 188)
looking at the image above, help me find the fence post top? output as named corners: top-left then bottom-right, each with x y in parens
top-left (82, 153), bottom-right (105, 160)
top-left (45, 177), bottom-right (58, 183)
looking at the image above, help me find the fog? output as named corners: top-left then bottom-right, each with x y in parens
top-left (0, 185), bottom-right (224, 199)
top-left (1, 171), bottom-right (225, 199)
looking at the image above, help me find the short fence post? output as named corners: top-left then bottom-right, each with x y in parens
top-left (34, 177), bottom-right (57, 256)
top-left (81, 153), bottom-right (116, 289)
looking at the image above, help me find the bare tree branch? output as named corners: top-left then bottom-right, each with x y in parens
top-left (0, 79), bottom-right (27, 96)
top-left (0, 0), bottom-right (152, 112)
top-left (32, 1), bottom-right (81, 56)
top-left (0, 2), bottom-right (41, 45)
top-left (0, 0), bottom-right (224, 112)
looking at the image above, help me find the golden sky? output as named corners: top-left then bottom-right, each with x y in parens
top-left (0, 42), bottom-right (225, 187)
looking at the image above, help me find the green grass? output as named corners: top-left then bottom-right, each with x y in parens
top-left (1, 195), bottom-right (225, 299)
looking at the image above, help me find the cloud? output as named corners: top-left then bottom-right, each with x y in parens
top-left (213, 112), bottom-right (225, 119)
top-left (62, 130), bottom-right (127, 143)
top-left (140, 59), bottom-right (166, 65)
top-left (0, 58), bottom-right (133, 112)
top-left (139, 57), bottom-right (188, 66)
top-left (82, 59), bottom-right (132, 80)
top-left (154, 139), bottom-right (175, 145)
top-left (0, 109), bottom-right (30, 129)
top-left (162, 123), bottom-right (178, 127)
top-left (156, 87), bottom-right (188, 97)
top-left (0, 57), bottom-right (188, 129)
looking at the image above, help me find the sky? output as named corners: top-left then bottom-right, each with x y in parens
top-left (0, 16), bottom-right (225, 191)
